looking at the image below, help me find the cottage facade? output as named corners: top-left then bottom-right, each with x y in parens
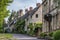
top-left (42, 0), bottom-right (60, 33)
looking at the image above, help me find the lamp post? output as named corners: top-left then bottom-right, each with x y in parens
top-left (44, 13), bottom-right (52, 32)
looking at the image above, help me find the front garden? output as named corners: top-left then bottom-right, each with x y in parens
top-left (27, 22), bottom-right (42, 37)
top-left (39, 30), bottom-right (60, 40)
top-left (14, 20), bottom-right (26, 34)
top-left (0, 34), bottom-right (15, 40)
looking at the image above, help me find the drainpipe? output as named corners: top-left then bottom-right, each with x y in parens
top-left (48, 0), bottom-right (51, 33)
top-left (49, 0), bottom-right (50, 12)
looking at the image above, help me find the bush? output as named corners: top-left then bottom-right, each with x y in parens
top-left (27, 23), bottom-right (35, 36)
top-left (53, 30), bottom-right (60, 40)
top-left (40, 32), bottom-right (47, 38)
top-left (28, 23), bottom-right (42, 36)
top-left (19, 30), bottom-right (26, 34)
top-left (29, 31), bottom-right (34, 36)
top-left (49, 32), bottom-right (53, 37)
top-left (27, 29), bottom-right (35, 36)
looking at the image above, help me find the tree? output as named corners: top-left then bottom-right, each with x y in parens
top-left (0, 0), bottom-right (13, 32)
top-left (15, 20), bottom-right (25, 33)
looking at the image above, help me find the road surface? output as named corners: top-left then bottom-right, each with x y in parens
top-left (12, 34), bottom-right (43, 40)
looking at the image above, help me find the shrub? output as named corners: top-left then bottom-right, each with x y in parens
top-left (29, 31), bottom-right (34, 36)
top-left (28, 23), bottom-right (42, 36)
top-left (28, 23), bottom-right (35, 36)
top-left (49, 32), bottom-right (53, 37)
top-left (53, 30), bottom-right (60, 40)
top-left (40, 32), bottom-right (47, 38)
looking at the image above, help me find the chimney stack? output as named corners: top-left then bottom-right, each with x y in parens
top-left (36, 3), bottom-right (40, 7)
top-left (19, 9), bottom-right (23, 13)
top-left (25, 9), bottom-right (28, 13)
top-left (29, 7), bottom-right (33, 11)
top-left (19, 9), bottom-right (23, 16)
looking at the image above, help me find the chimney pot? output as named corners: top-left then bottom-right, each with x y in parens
top-left (36, 3), bottom-right (40, 7)
top-left (19, 9), bottom-right (23, 13)
top-left (25, 9), bottom-right (28, 13)
top-left (29, 7), bottom-right (33, 11)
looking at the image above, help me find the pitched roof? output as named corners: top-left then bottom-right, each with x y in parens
top-left (10, 6), bottom-right (40, 25)
top-left (19, 6), bottom-right (40, 20)
top-left (30, 6), bottom-right (40, 17)
top-left (18, 11), bottom-right (30, 20)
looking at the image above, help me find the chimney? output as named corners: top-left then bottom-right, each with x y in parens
top-left (25, 9), bottom-right (28, 13)
top-left (19, 9), bottom-right (23, 16)
top-left (29, 7), bottom-right (33, 11)
top-left (19, 9), bottom-right (23, 13)
top-left (36, 3), bottom-right (40, 7)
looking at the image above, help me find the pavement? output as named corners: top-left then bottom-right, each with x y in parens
top-left (12, 34), bottom-right (44, 40)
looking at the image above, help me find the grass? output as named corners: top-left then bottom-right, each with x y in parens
top-left (0, 33), bottom-right (12, 39)
top-left (0, 33), bottom-right (17, 40)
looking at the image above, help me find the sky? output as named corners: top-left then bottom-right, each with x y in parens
top-left (5, 0), bottom-right (42, 23)
top-left (7, 0), bottom-right (42, 11)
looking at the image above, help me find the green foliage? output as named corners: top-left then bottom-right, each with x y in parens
top-left (15, 20), bottom-right (25, 33)
top-left (28, 23), bottom-right (33, 30)
top-left (20, 30), bottom-right (26, 34)
top-left (28, 30), bottom-right (34, 36)
top-left (28, 23), bottom-right (42, 36)
top-left (49, 32), bottom-right (53, 37)
top-left (40, 32), bottom-right (47, 38)
top-left (34, 23), bottom-right (42, 28)
top-left (53, 30), bottom-right (60, 40)
top-left (0, 0), bottom-right (13, 32)
top-left (15, 20), bottom-right (25, 27)
top-left (27, 23), bottom-right (35, 36)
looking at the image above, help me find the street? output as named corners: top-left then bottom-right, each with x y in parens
top-left (12, 34), bottom-right (42, 40)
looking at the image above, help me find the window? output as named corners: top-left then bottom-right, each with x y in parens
top-left (27, 18), bottom-right (28, 21)
top-left (36, 14), bottom-right (38, 18)
top-left (31, 16), bottom-right (32, 19)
